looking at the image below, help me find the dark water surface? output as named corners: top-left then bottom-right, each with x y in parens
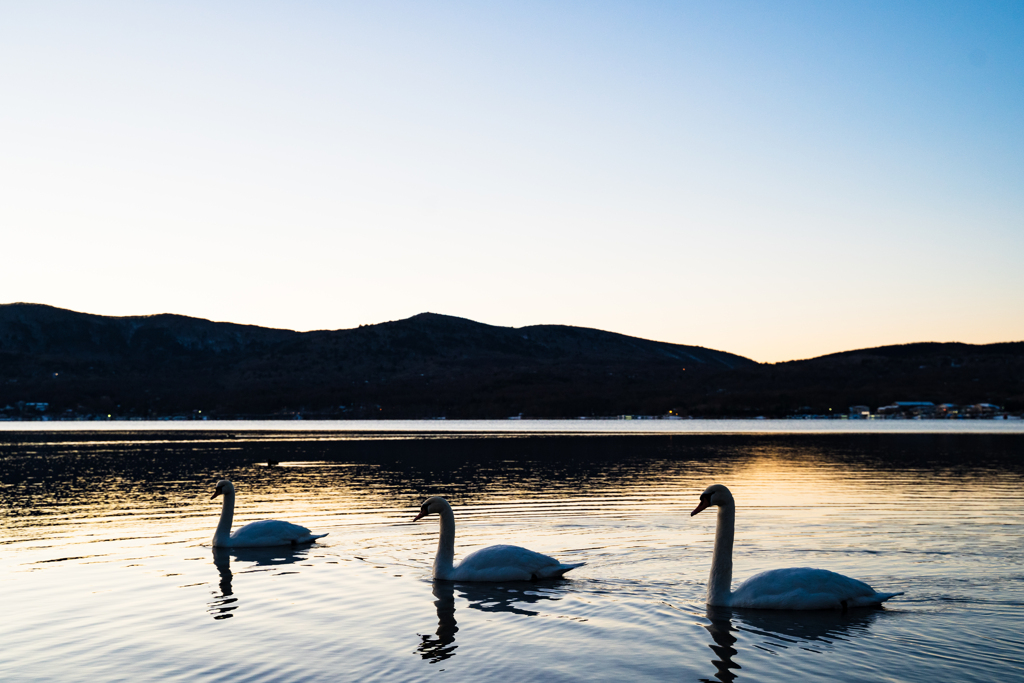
top-left (2, 428), bottom-right (1022, 682)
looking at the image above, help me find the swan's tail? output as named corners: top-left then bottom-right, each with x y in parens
top-left (536, 562), bottom-right (585, 579)
top-left (295, 533), bottom-right (329, 544)
top-left (849, 591), bottom-right (904, 607)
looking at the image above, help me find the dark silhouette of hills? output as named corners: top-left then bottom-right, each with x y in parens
top-left (691, 342), bottom-right (1024, 416)
top-left (0, 303), bottom-right (751, 418)
top-left (1, 303), bottom-right (1021, 418)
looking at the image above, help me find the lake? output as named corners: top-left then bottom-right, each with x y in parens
top-left (2, 422), bottom-right (1022, 682)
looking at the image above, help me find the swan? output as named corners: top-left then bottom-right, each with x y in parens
top-left (211, 479), bottom-right (327, 548)
top-left (413, 496), bottom-right (584, 582)
top-left (691, 484), bottom-right (903, 610)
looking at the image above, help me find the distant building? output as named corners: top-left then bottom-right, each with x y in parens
top-left (849, 405), bottom-right (870, 418)
top-left (963, 403), bottom-right (1002, 417)
top-left (878, 401), bottom-right (935, 418)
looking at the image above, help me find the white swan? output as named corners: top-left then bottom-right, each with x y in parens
top-left (413, 496), bottom-right (584, 582)
top-left (211, 479), bottom-right (327, 548)
top-left (691, 484), bottom-right (903, 610)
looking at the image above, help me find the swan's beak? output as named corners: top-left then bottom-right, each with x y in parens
top-left (690, 500), bottom-right (710, 516)
top-left (413, 509), bottom-right (428, 522)
top-left (211, 490), bottom-right (222, 500)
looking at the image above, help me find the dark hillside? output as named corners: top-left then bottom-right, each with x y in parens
top-left (688, 342), bottom-right (1024, 415)
top-left (0, 303), bottom-right (297, 358)
top-left (0, 304), bottom-right (753, 418)
top-left (2, 304), bottom-right (1020, 418)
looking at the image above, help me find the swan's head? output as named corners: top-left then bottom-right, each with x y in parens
top-left (691, 484), bottom-right (734, 516)
top-left (413, 496), bottom-right (450, 522)
top-left (211, 479), bottom-right (235, 500)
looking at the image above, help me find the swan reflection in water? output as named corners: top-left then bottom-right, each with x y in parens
top-left (700, 605), bottom-right (886, 683)
top-left (208, 547), bottom-right (309, 620)
top-left (417, 582), bottom-right (459, 663)
top-left (416, 581), bottom-right (566, 663)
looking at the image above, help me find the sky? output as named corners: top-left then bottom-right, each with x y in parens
top-left (1, 1), bottom-right (1021, 363)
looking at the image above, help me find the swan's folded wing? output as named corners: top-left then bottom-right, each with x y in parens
top-left (453, 544), bottom-right (581, 581)
top-left (732, 567), bottom-right (895, 610)
top-left (229, 519), bottom-right (326, 548)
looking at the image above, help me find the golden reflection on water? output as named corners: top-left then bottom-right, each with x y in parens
top-left (1, 432), bottom-right (1023, 682)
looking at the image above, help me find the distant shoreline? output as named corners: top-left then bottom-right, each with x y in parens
top-left (2, 418), bottom-right (1022, 435)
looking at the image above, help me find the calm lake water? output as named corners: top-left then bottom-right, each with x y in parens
top-left (2, 423), bottom-right (1023, 682)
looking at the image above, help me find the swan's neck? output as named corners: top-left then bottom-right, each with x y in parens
top-left (213, 491), bottom-right (235, 547)
top-left (433, 506), bottom-right (456, 578)
top-left (708, 502), bottom-right (735, 606)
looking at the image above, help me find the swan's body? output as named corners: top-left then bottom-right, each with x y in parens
top-left (728, 567), bottom-right (898, 610)
top-left (691, 484), bottom-right (902, 610)
top-left (413, 496), bottom-right (584, 582)
top-left (211, 479), bottom-right (327, 548)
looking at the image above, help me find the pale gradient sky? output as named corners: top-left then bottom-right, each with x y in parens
top-left (2, 1), bottom-right (1021, 362)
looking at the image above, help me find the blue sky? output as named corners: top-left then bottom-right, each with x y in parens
top-left (2, 1), bottom-right (1021, 362)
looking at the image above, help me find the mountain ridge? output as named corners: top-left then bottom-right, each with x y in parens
top-left (0, 303), bottom-right (750, 417)
top-left (1, 303), bottom-right (1021, 418)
